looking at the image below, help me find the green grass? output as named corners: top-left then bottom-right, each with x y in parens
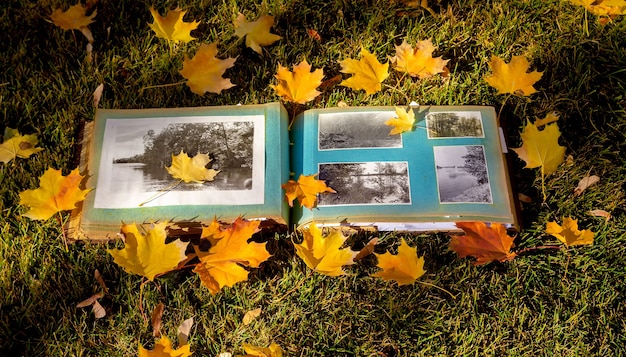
top-left (1, 0), bottom-right (626, 355)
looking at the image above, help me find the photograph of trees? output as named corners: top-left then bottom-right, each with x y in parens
top-left (426, 111), bottom-right (484, 138)
top-left (318, 112), bottom-right (401, 149)
top-left (433, 145), bottom-right (492, 203)
top-left (318, 162), bottom-right (411, 205)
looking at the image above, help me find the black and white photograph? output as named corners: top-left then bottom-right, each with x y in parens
top-left (94, 115), bottom-right (265, 208)
top-left (317, 162), bottom-right (411, 206)
top-left (433, 145), bottom-right (493, 203)
top-left (318, 111), bottom-right (402, 150)
top-left (426, 111), bottom-right (484, 138)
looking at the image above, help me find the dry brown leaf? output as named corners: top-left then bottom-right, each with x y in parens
top-left (151, 303), bottom-right (165, 337)
top-left (93, 83), bottom-right (104, 107)
top-left (574, 175), bottom-right (600, 197)
top-left (242, 307), bottom-right (262, 325)
top-left (588, 209), bottom-right (611, 221)
top-left (354, 238), bottom-right (378, 261)
top-left (177, 317), bottom-right (194, 346)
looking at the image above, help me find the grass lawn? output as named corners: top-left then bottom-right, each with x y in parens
top-left (1, 0), bottom-right (625, 355)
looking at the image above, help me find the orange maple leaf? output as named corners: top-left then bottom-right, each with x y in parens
top-left (50, 3), bottom-right (96, 30)
top-left (166, 150), bottom-right (220, 183)
top-left (371, 238), bottom-right (425, 285)
top-left (139, 336), bottom-right (192, 357)
top-left (18, 168), bottom-right (92, 220)
top-left (234, 13), bottom-right (282, 54)
top-left (339, 48), bottom-right (390, 95)
top-left (390, 39), bottom-right (449, 79)
top-left (148, 7), bottom-right (199, 43)
top-left (449, 222), bottom-right (517, 265)
top-left (384, 107), bottom-right (415, 135)
top-left (282, 174), bottom-right (336, 209)
top-left (270, 59), bottom-right (324, 104)
top-left (194, 218), bottom-right (271, 294)
top-left (294, 222), bottom-right (356, 276)
top-left (546, 217), bottom-right (594, 247)
top-left (484, 55), bottom-right (543, 96)
top-left (179, 43), bottom-right (236, 95)
top-left (0, 128), bottom-right (44, 164)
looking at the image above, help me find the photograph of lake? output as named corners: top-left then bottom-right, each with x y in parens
top-left (433, 145), bottom-right (493, 204)
top-left (318, 111), bottom-right (401, 150)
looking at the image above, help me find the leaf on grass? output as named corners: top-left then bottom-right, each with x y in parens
top-left (179, 43), bottom-right (237, 95)
top-left (385, 107), bottom-right (415, 135)
top-left (194, 218), bottom-right (271, 294)
top-left (534, 112), bottom-right (559, 127)
top-left (270, 59), bottom-right (324, 104)
top-left (139, 336), bottom-right (192, 357)
top-left (92, 83), bottom-right (104, 107)
top-left (294, 222), bottom-right (356, 276)
top-left (573, 175), bottom-right (600, 197)
top-left (569, 0), bottom-right (626, 19)
top-left (450, 222), bottom-right (517, 265)
top-left (94, 269), bottom-right (108, 294)
top-left (152, 303), bottom-right (165, 337)
top-left (546, 217), bottom-right (594, 247)
top-left (234, 13), bottom-right (282, 54)
top-left (588, 209), bottom-right (611, 221)
top-left (166, 150), bottom-right (220, 183)
top-left (339, 48), bottom-right (390, 95)
top-left (371, 238), bottom-right (425, 285)
top-left (511, 121), bottom-right (566, 176)
top-left (390, 40), bottom-right (449, 78)
top-left (237, 342), bottom-right (283, 357)
top-left (0, 128), bottom-right (44, 164)
top-left (107, 222), bottom-right (188, 281)
top-left (76, 292), bottom-right (106, 318)
top-left (50, 3), bottom-right (96, 30)
top-left (354, 237), bottom-right (378, 261)
top-left (282, 174), bottom-right (335, 209)
top-left (484, 55), bottom-right (543, 96)
top-left (177, 318), bottom-right (194, 346)
top-left (242, 307), bottom-right (262, 325)
top-left (19, 168), bottom-right (92, 220)
top-left (148, 7), bottom-right (199, 43)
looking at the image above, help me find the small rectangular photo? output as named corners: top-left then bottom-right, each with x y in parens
top-left (317, 162), bottom-right (411, 206)
top-left (426, 111), bottom-right (484, 138)
top-left (318, 111), bottom-right (401, 150)
top-left (94, 115), bottom-right (265, 208)
top-left (433, 145), bottom-right (493, 204)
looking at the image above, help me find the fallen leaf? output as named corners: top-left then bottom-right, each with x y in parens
top-left (76, 293), bottom-right (106, 319)
top-left (152, 303), bottom-right (165, 337)
top-left (294, 222), bottom-right (356, 276)
top-left (588, 209), bottom-right (611, 221)
top-left (450, 222), bottom-right (517, 265)
top-left (306, 28), bottom-right (321, 41)
top-left (484, 55), bottom-right (543, 96)
top-left (19, 168), bottom-right (92, 220)
top-left (546, 217), bottom-right (594, 247)
top-left (390, 40), bottom-right (449, 79)
top-left (194, 218), bottom-right (271, 294)
top-left (166, 150), bottom-right (220, 183)
top-left (270, 59), bottom-right (324, 104)
top-left (401, 0), bottom-right (437, 16)
top-left (242, 307), bottom-right (262, 325)
top-left (179, 43), bottom-right (237, 95)
top-left (512, 121), bottom-right (566, 177)
top-left (93, 83), bottom-right (104, 107)
top-left (148, 7), bottom-right (199, 43)
top-left (50, 3), bottom-right (96, 30)
top-left (573, 175), bottom-right (600, 196)
top-left (234, 13), bottom-right (282, 54)
top-left (94, 269), bottom-right (108, 294)
top-left (517, 192), bottom-right (533, 203)
top-left (0, 128), bottom-right (44, 164)
top-left (107, 222), bottom-right (188, 281)
top-left (282, 174), bottom-right (336, 209)
top-left (385, 107), bottom-right (415, 135)
top-left (237, 342), bottom-right (283, 357)
top-left (568, 0), bottom-right (626, 18)
top-left (339, 48), bottom-right (390, 95)
top-left (371, 238), bottom-right (425, 285)
top-left (354, 237), bottom-right (378, 261)
top-left (534, 112), bottom-right (559, 127)
top-left (177, 317), bottom-right (194, 346)
top-left (139, 336), bottom-right (192, 357)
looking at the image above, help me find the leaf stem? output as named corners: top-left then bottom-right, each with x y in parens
top-left (57, 212), bottom-right (69, 252)
top-left (273, 270), bottom-right (314, 303)
top-left (497, 93), bottom-right (512, 125)
top-left (138, 180), bottom-right (182, 206)
top-left (417, 280), bottom-right (456, 299)
top-left (140, 81), bottom-right (187, 92)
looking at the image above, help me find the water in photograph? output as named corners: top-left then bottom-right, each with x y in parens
top-left (437, 167), bottom-right (477, 200)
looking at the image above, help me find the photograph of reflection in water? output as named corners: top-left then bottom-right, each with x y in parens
top-left (433, 145), bottom-right (493, 204)
top-left (111, 121), bottom-right (254, 193)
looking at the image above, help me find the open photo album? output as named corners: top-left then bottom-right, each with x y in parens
top-left (69, 102), bottom-right (518, 240)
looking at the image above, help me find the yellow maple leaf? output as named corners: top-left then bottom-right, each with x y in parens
top-left (294, 222), bottom-right (356, 277)
top-left (107, 222), bottom-right (187, 281)
top-left (179, 43), bottom-right (236, 95)
top-left (236, 342), bottom-right (283, 357)
top-left (165, 150), bottom-right (220, 183)
top-left (534, 112), bottom-right (560, 128)
top-left (546, 217), bottom-right (594, 247)
top-left (569, 0), bottom-right (626, 18)
top-left (484, 55), bottom-right (543, 96)
top-left (18, 168), bottom-right (92, 220)
top-left (148, 7), bottom-right (199, 43)
top-left (234, 13), bottom-right (282, 54)
top-left (270, 59), bottom-right (324, 104)
top-left (339, 48), bottom-right (390, 95)
top-left (0, 128), bottom-right (44, 164)
top-left (139, 336), bottom-right (192, 357)
top-left (194, 218), bottom-right (271, 294)
top-left (371, 238), bottom-right (425, 285)
top-left (282, 174), bottom-right (336, 209)
top-left (384, 107), bottom-right (416, 135)
top-left (390, 40), bottom-right (449, 79)
top-left (50, 3), bottom-right (96, 30)
top-left (512, 121), bottom-right (566, 177)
